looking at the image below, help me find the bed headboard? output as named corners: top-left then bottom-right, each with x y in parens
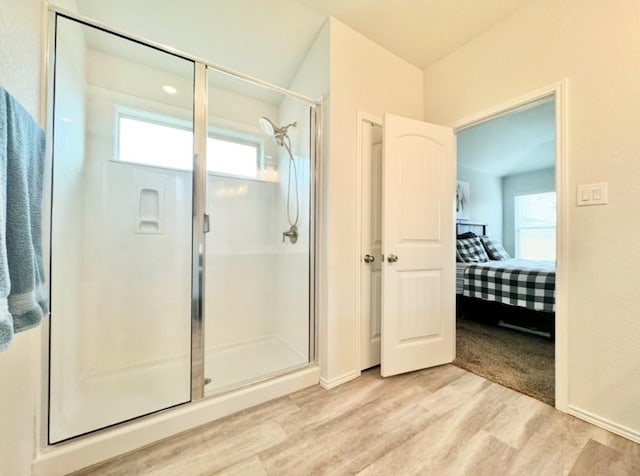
top-left (456, 222), bottom-right (486, 236)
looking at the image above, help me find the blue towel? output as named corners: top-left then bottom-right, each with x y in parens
top-left (0, 87), bottom-right (47, 352)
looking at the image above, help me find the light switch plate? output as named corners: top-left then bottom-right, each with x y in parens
top-left (577, 183), bottom-right (608, 206)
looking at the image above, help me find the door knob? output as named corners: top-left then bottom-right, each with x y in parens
top-left (363, 254), bottom-right (375, 263)
top-left (387, 254), bottom-right (398, 263)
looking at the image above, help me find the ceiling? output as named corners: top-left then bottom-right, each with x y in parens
top-left (74, 0), bottom-right (327, 93)
top-left (298, 0), bottom-right (534, 68)
top-left (70, 0), bottom-right (534, 91)
top-left (457, 98), bottom-right (556, 177)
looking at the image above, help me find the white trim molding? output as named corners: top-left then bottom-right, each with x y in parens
top-left (568, 406), bottom-right (640, 444)
top-left (320, 370), bottom-right (360, 390)
top-left (552, 79), bottom-right (570, 412)
top-left (450, 80), bottom-right (570, 413)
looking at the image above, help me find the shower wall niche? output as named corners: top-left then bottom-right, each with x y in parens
top-left (49, 15), bottom-right (316, 443)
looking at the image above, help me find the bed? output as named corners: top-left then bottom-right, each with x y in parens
top-left (455, 222), bottom-right (556, 337)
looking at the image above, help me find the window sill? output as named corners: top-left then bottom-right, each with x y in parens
top-left (108, 159), bottom-right (279, 183)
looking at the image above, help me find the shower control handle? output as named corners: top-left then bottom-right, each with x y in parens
top-left (387, 254), bottom-right (398, 263)
top-left (282, 225), bottom-right (298, 244)
top-left (363, 254), bottom-right (375, 263)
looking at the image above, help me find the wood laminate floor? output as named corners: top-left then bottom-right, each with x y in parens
top-left (71, 365), bottom-right (640, 476)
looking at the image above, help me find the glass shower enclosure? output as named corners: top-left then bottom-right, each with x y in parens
top-left (48, 14), bottom-right (317, 443)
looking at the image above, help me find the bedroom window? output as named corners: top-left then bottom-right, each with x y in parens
top-left (515, 191), bottom-right (556, 261)
top-left (116, 109), bottom-right (261, 178)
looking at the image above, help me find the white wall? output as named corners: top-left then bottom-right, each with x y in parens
top-left (424, 0), bottom-right (640, 439)
top-left (0, 0), bottom-right (43, 474)
top-left (322, 18), bottom-right (424, 385)
top-left (501, 167), bottom-right (555, 256)
top-left (456, 165), bottom-right (503, 242)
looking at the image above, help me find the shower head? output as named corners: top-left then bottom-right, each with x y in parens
top-left (258, 116), bottom-right (297, 146)
top-left (259, 117), bottom-right (276, 137)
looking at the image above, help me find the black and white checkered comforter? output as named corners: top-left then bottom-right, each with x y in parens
top-left (462, 259), bottom-right (555, 312)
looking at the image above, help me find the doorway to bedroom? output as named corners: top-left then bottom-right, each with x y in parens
top-left (453, 95), bottom-right (558, 406)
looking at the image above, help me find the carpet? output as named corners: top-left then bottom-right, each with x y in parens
top-left (454, 318), bottom-right (555, 406)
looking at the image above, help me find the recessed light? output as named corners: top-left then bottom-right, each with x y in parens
top-left (162, 85), bottom-right (177, 95)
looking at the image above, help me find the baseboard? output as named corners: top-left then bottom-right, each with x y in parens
top-left (567, 405), bottom-right (640, 444)
top-left (320, 370), bottom-right (360, 389)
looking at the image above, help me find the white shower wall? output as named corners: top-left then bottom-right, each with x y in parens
top-left (81, 69), bottom-right (194, 377)
top-left (79, 48), bottom-right (298, 376)
top-left (205, 176), bottom-right (278, 348)
top-left (271, 102), bottom-right (311, 360)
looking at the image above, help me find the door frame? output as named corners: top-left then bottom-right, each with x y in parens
top-left (355, 110), bottom-right (383, 374)
top-left (449, 80), bottom-right (569, 411)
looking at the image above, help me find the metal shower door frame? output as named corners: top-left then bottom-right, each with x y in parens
top-left (44, 6), bottom-right (321, 443)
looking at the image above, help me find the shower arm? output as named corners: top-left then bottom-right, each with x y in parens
top-left (273, 122), bottom-right (297, 146)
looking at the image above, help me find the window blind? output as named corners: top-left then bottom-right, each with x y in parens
top-left (515, 191), bottom-right (556, 260)
top-left (516, 191), bottom-right (556, 227)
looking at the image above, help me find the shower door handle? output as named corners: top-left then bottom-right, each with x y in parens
top-left (203, 214), bottom-right (210, 233)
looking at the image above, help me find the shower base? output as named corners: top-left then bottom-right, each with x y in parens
top-left (204, 335), bottom-right (308, 395)
top-left (50, 336), bottom-right (306, 443)
top-left (50, 356), bottom-right (191, 443)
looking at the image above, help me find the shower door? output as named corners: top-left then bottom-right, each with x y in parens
top-left (48, 16), bottom-right (195, 442)
top-left (203, 69), bottom-right (315, 394)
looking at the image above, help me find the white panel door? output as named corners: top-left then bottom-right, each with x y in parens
top-left (381, 113), bottom-right (455, 377)
top-left (361, 122), bottom-right (383, 369)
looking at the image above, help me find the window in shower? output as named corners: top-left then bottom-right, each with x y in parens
top-left (117, 109), bottom-right (262, 178)
top-left (207, 134), bottom-right (260, 178)
top-left (117, 111), bottom-right (192, 169)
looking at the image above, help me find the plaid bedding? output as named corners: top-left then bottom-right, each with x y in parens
top-left (462, 259), bottom-right (555, 312)
top-left (456, 263), bottom-right (469, 294)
